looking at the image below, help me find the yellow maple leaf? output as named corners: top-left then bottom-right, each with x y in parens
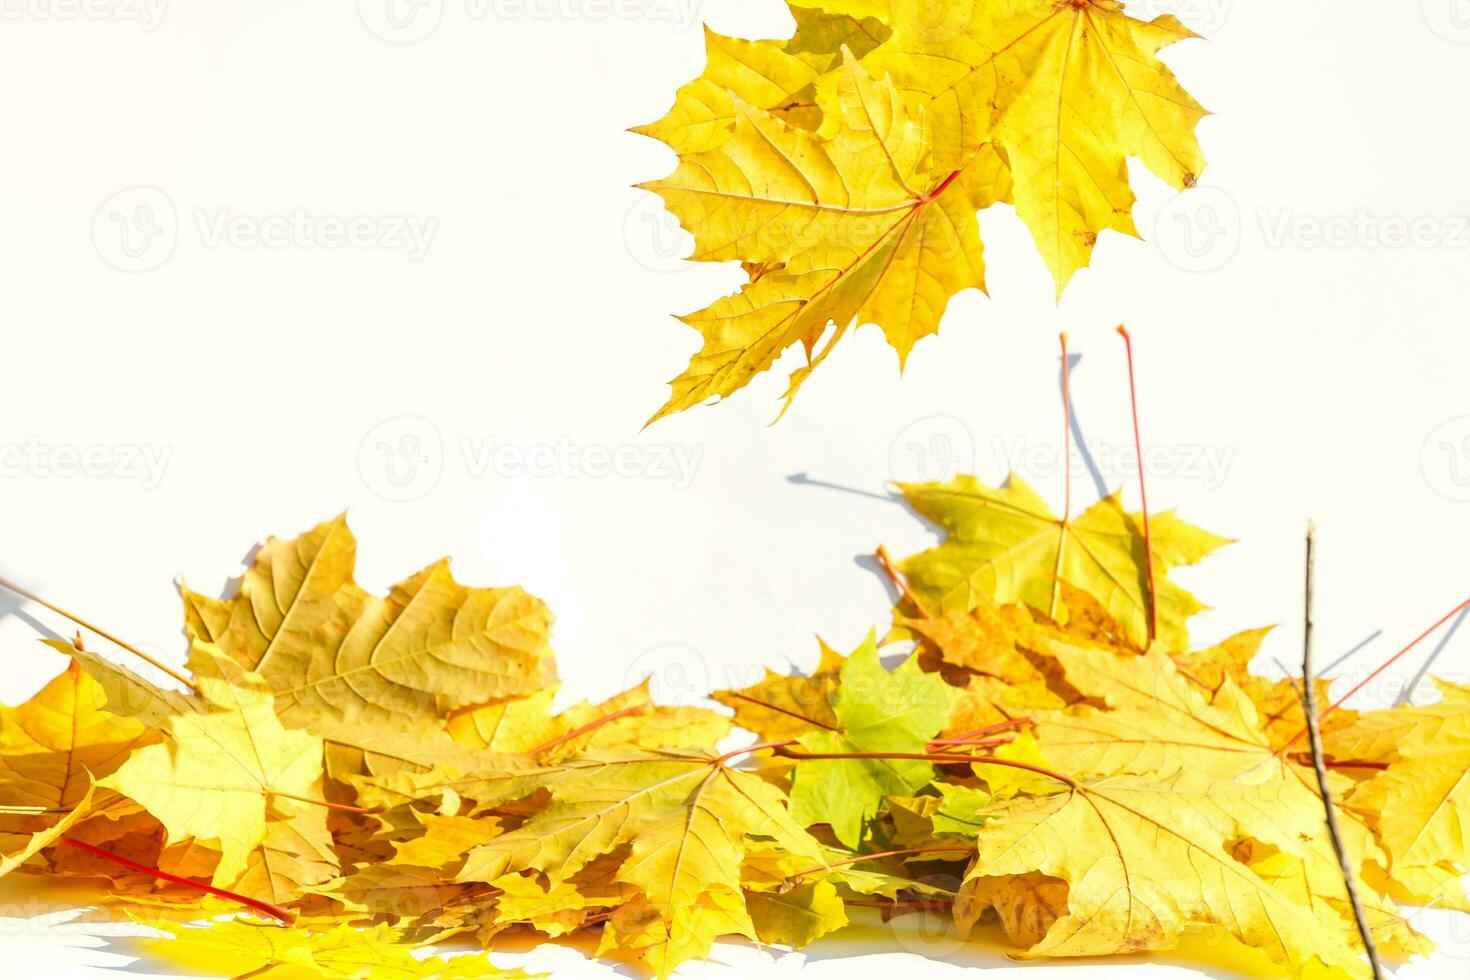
top-left (786, 0), bottom-right (890, 21)
top-left (873, 0), bottom-right (1206, 293)
top-left (0, 658), bottom-right (157, 814)
top-left (487, 852), bottom-right (639, 938)
top-left (316, 714), bottom-right (518, 783)
top-left (141, 918), bottom-right (533, 979)
top-left (960, 771), bottom-right (1371, 977)
top-left (226, 801), bottom-right (340, 907)
top-left (633, 28), bottom-right (820, 155)
top-left (1028, 637), bottom-right (1277, 781)
top-left (636, 11), bottom-right (893, 156)
top-left (325, 861), bottom-right (478, 925)
top-left (448, 679), bottom-right (729, 760)
top-left (444, 750), bottom-right (827, 977)
top-left (746, 879), bottom-right (848, 947)
top-left (388, 811), bottom-right (502, 873)
top-left (183, 514), bottom-right (556, 729)
top-left (901, 603), bottom-right (1038, 681)
top-left (1322, 678), bottom-right (1470, 765)
top-left (72, 640), bottom-right (326, 887)
top-left (898, 473), bottom-right (1228, 649)
top-left (711, 638), bottom-right (846, 741)
top-left (0, 781), bottom-right (95, 880)
top-left (1339, 680), bottom-right (1470, 911)
top-left (642, 55), bottom-right (1008, 422)
top-left (1235, 836), bottom-right (1434, 962)
top-left (1173, 626), bottom-right (1361, 746)
top-left (642, 1), bottom-right (1208, 417)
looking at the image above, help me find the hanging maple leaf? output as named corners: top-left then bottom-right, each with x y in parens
top-left (641, 55), bottom-right (1008, 423)
top-left (858, 0), bottom-right (1206, 292)
top-left (640, 1), bottom-right (1208, 418)
top-left (635, 14), bottom-right (878, 155)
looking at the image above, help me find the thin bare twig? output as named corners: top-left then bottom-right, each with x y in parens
top-left (0, 575), bottom-right (195, 690)
top-left (1116, 325), bottom-right (1157, 644)
top-left (876, 544), bottom-right (928, 618)
top-left (1282, 593), bottom-right (1470, 752)
top-left (59, 837), bottom-right (294, 923)
top-left (1051, 332), bottom-right (1072, 620)
top-left (1299, 522), bottom-right (1383, 979)
top-left (523, 703), bottom-right (649, 756)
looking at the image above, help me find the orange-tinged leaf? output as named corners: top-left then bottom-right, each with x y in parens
top-left (1, 782), bottom-right (95, 879)
top-left (448, 680), bottom-right (729, 760)
top-left (712, 639), bottom-right (846, 741)
top-left (0, 659), bottom-right (157, 814)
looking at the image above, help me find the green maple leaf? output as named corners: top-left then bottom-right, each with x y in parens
top-left (790, 632), bottom-right (956, 847)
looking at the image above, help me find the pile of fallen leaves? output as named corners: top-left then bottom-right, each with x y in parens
top-left (4, 5), bottom-right (1459, 979)
top-left (639, 0), bottom-right (1207, 420)
top-left (0, 489), bottom-right (1466, 978)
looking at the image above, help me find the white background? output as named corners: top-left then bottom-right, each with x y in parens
top-left (0, 0), bottom-right (1468, 976)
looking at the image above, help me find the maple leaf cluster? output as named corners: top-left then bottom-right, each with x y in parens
top-left (639, 1), bottom-right (1207, 420)
top-left (0, 497), bottom-right (1465, 979)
